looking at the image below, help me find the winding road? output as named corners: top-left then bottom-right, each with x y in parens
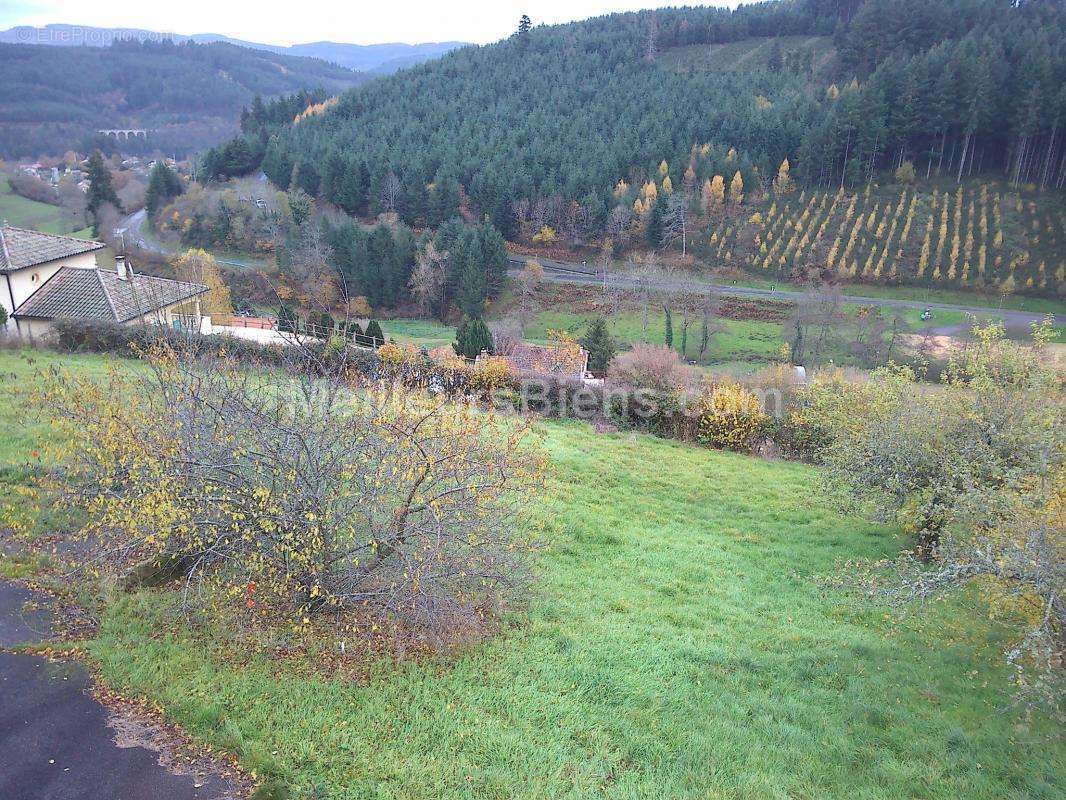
top-left (114, 210), bottom-right (268, 270)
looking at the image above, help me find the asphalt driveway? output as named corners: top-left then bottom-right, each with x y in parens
top-left (0, 581), bottom-right (238, 800)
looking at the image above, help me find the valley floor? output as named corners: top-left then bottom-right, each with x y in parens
top-left (0, 350), bottom-right (1062, 799)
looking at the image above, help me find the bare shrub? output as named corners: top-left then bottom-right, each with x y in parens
top-left (35, 342), bottom-right (543, 646)
top-left (488, 318), bottom-right (524, 357)
top-left (607, 344), bottom-right (699, 394)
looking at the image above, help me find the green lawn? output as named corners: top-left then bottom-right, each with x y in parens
top-left (382, 313), bottom-right (785, 365)
top-left (1, 349), bottom-right (1061, 799)
top-left (0, 176), bottom-right (93, 238)
top-left (379, 304), bottom-right (968, 370)
top-left (722, 271), bottom-right (1066, 316)
top-left (528, 308), bottom-right (786, 364)
top-left (380, 318), bottom-right (457, 351)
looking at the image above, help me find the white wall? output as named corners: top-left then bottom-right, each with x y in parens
top-left (13, 299), bottom-right (191, 341)
top-left (2, 251), bottom-right (98, 330)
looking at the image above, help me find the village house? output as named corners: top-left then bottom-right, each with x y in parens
top-left (1, 227), bottom-right (207, 338)
top-left (475, 340), bottom-right (590, 381)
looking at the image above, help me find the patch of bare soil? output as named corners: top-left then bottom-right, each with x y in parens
top-left (536, 282), bottom-right (792, 321)
top-left (95, 684), bottom-right (253, 799)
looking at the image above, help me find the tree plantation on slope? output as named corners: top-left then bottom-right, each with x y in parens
top-left (702, 181), bottom-right (1065, 298)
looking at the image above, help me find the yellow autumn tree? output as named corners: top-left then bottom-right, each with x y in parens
top-left (709, 175), bottom-right (725, 211)
top-left (658, 160), bottom-right (669, 177)
top-left (661, 175), bottom-right (673, 194)
top-left (772, 158), bottom-right (794, 195)
top-left (172, 248), bottom-right (233, 325)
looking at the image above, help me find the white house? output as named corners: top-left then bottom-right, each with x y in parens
top-left (1, 227), bottom-right (209, 339)
top-left (1, 226), bottom-right (106, 332)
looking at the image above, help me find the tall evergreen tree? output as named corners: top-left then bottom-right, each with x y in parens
top-left (580, 317), bottom-right (617, 375)
top-left (145, 160), bottom-right (182, 218)
top-left (454, 316), bottom-right (493, 359)
top-left (364, 319), bottom-right (385, 347)
top-left (85, 150), bottom-right (122, 234)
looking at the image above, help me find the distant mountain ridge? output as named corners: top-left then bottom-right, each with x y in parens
top-left (0, 23), bottom-right (467, 74)
top-left (0, 38), bottom-right (367, 158)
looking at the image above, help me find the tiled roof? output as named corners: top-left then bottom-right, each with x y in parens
top-left (0, 227), bottom-right (105, 274)
top-left (13, 267), bottom-right (207, 323)
top-left (480, 342), bottom-right (588, 377)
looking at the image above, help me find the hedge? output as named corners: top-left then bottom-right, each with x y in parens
top-left (46, 319), bottom-right (824, 461)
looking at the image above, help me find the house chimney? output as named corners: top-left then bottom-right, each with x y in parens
top-left (115, 254), bottom-right (128, 280)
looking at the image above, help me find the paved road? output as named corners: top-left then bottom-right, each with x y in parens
top-left (507, 255), bottom-right (1057, 333)
top-left (115, 210), bottom-right (267, 271)
top-left (0, 580), bottom-right (238, 800)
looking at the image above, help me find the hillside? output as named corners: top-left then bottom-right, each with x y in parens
top-left (0, 175), bottom-right (93, 238)
top-left (284, 41), bottom-right (468, 74)
top-left (659, 34), bottom-right (836, 78)
top-left (250, 0), bottom-right (1065, 301)
top-left (0, 24), bottom-right (466, 75)
top-left (705, 180), bottom-right (1066, 297)
top-left (0, 39), bottom-right (368, 159)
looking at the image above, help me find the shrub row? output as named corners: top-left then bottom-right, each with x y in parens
top-left (47, 319), bottom-right (826, 461)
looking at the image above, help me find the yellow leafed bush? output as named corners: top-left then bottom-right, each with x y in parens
top-left (694, 382), bottom-right (768, 452)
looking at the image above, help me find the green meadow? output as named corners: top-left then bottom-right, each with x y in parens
top-left (0, 175), bottom-right (93, 238)
top-left (0, 349), bottom-right (1061, 799)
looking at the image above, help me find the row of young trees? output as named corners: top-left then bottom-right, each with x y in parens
top-left (700, 180), bottom-right (1064, 297)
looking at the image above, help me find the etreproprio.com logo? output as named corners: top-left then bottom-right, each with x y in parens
top-left (14, 26), bottom-right (177, 46)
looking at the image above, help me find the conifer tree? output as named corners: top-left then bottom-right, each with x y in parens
top-left (453, 316), bottom-right (493, 359)
top-left (580, 317), bottom-right (617, 375)
top-left (364, 319), bottom-right (385, 347)
top-left (773, 158), bottom-right (794, 195)
top-left (86, 150), bottom-right (122, 235)
top-left (145, 160), bottom-right (182, 218)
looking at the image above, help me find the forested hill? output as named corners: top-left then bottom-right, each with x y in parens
top-left (0, 39), bottom-right (367, 158)
top-left (254, 0), bottom-right (1065, 236)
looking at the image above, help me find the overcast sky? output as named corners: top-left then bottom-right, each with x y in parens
top-left (1, 1), bottom-right (737, 46)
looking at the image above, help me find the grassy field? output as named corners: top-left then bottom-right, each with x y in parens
top-left (381, 298), bottom-right (970, 371)
top-left (1, 349), bottom-right (1062, 799)
top-left (660, 34), bottom-right (835, 75)
top-left (0, 176), bottom-right (93, 238)
top-left (718, 271), bottom-right (1066, 317)
top-left (380, 313), bottom-right (786, 365)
